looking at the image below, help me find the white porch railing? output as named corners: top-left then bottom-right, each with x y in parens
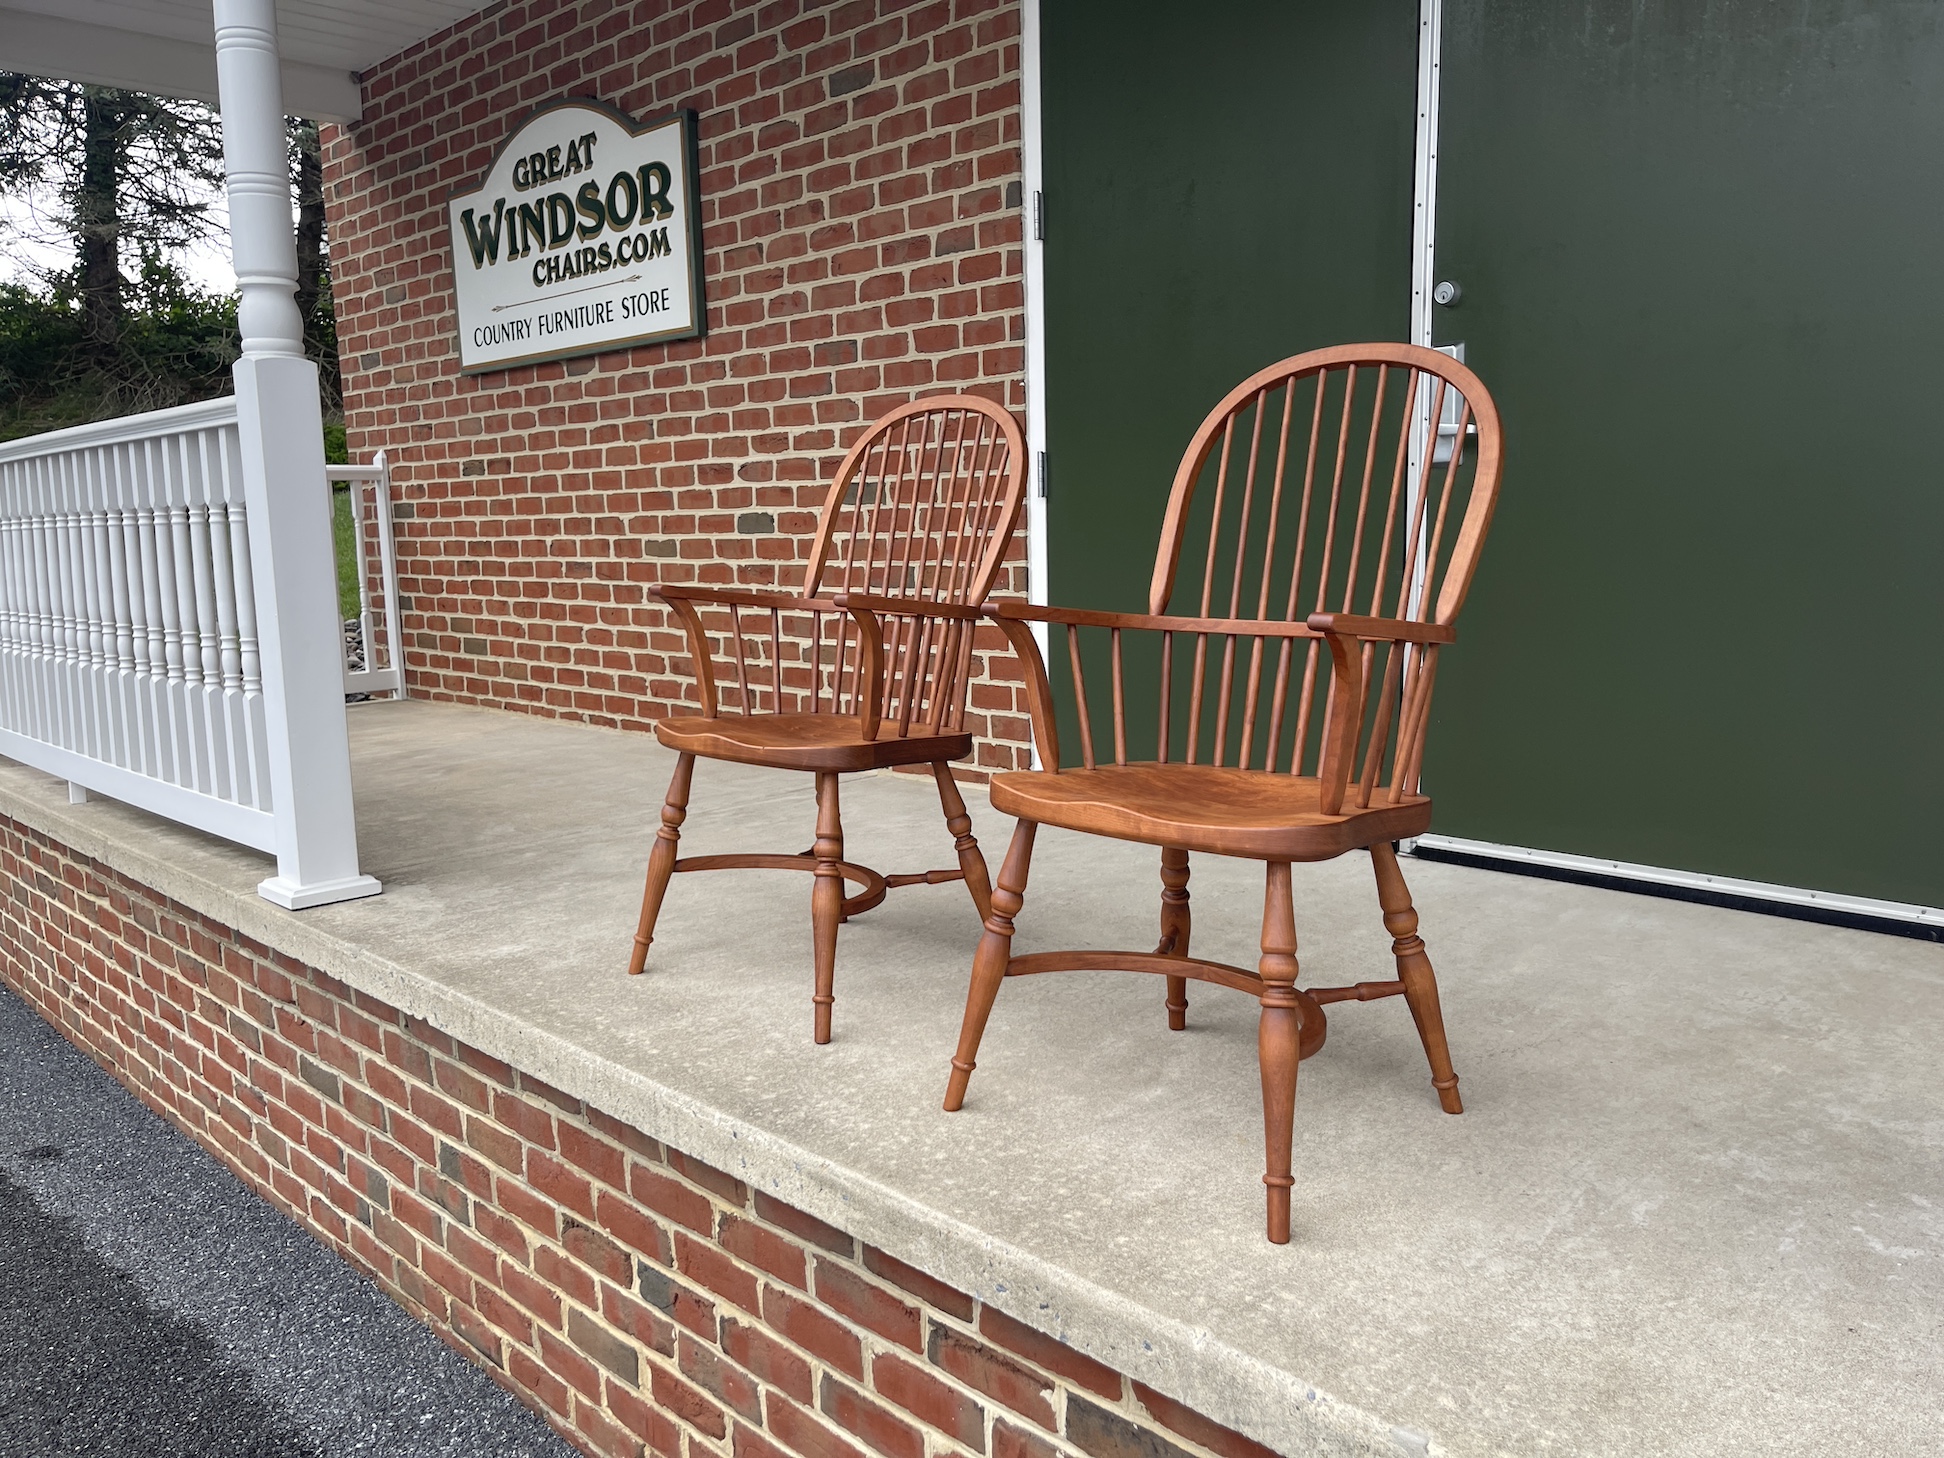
top-left (328, 454), bottom-right (406, 699)
top-left (0, 395), bottom-right (380, 906)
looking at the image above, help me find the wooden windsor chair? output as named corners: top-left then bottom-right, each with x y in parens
top-left (630, 396), bottom-right (1027, 1043)
top-left (941, 344), bottom-right (1505, 1243)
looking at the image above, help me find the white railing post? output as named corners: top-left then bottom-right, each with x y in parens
top-left (215, 0), bottom-right (379, 908)
top-left (326, 453), bottom-right (407, 699)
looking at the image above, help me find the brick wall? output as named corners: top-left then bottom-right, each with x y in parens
top-left (322, 0), bottom-right (1036, 773)
top-left (0, 813), bottom-right (1279, 1458)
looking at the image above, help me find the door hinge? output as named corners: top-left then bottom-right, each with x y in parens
top-left (1036, 450), bottom-right (1049, 499)
top-left (1032, 190), bottom-right (1044, 242)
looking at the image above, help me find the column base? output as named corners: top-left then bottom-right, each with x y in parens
top-left (258, 873), bottom-right (384, 910)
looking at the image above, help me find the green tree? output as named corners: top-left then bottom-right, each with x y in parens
top-left (0, 75), bottom-right (227, 364)
top-left (0, 77), bottom-right (342, 435)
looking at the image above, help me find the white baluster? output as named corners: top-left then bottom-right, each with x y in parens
top-left (205, 432), bottom-right (249, 803)
top-left (186, 430), bottom-right (230, 798)
top-left (137, 436), bottom-right (174, 781)
top-left (84, 446), bottom-right (114, 763)
top-left (219, 427), bottom-right (269, 809)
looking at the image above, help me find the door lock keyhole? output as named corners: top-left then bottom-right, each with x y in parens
top-left (1433, 280), bottom-right (1462, 307)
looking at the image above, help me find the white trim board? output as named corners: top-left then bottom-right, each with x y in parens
top-left (1410, 834), bottom-right (1943, 941)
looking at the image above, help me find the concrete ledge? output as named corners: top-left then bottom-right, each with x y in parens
top-left (0, 708), bottom-right (1398, 1458)
top-left (3, 698), bottom-right (1941, 1457)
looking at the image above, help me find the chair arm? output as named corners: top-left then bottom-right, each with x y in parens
top-left (651, 585), bottom-right (842, 717)
top-left (829, 593), bottom-right (986, 622)
top-left (990, 601), bottom-right (1324, 639)
top-left (654, 583), bottom-right (841, 613)
top-left (1304, 612), bottom-right (1454, 644)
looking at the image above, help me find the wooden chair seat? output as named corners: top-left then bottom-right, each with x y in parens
top-left (655, 714), bottom-right (973, 773)
top-left (988, 765), bottom-right (1431, 861)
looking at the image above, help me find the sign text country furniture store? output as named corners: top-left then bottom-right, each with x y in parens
top-left (328, 0), bottom-right (1034, 771)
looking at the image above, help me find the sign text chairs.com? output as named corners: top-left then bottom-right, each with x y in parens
top-left (941, 344), bottom-right (1504, 1243)
top-left (630, 396), bottom-right (1027, 1043)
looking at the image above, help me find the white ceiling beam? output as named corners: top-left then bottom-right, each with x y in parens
top-left (0, 7), bottom-right (362, 120)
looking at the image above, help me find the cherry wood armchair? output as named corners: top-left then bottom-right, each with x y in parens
top-left (630, 396), bottom-right (1027, 1043)
top-left (941, 344), bottom-right (1504, 1243)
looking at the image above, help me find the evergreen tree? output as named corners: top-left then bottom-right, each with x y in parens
top-left (0, 76), bottom-right (340, 434)
top-left (0, 75), bottom-right (227, 363)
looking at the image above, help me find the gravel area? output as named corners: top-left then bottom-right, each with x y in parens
top-left (0, 982), bottom-right (578, 1458)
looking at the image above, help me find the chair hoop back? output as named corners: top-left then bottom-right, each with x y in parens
top-left (1042, 344), bottom-right (1505, 796)
top-left (1151, 343), bottom-right (1502, 626)
top-left (807, 396), bottom-right (1027, 606)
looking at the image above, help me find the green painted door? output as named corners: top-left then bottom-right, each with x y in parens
top-left (1428, 2), bottom-right (1944, 904)
top-left (1041, 1), bottom-right (1422, 615)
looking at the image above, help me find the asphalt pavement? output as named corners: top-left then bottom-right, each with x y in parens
top-left (0, 980), bottom-right (579, 1458)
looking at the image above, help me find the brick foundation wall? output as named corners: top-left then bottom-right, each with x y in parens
top-left (0, 813), bottom-right (1277, 1458)
top-left (322, 0), bottom-right (1035, 774)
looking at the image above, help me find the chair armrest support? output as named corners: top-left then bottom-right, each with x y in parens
top-left (1304, 617), bottom-right (1448, 814)
top-left (659, 595), bottom-right (720, 716)
top-left (987, 614), bottom-right (1061, 768)
top-left (1312, 629), bottom-right (1365, 815)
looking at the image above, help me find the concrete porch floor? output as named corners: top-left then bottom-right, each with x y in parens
top-left (2, 697), bottom-right (1940, 1458)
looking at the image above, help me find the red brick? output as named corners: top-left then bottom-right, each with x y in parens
top-left (762, 1285), bottom-right (864, 1379)
top-left (651, 1363), bottom-right (729, 1439)
top-left (979, 1306), bottom-right (1123, 1400)
top-left (861, 1245), bottom-right (975, 1321)
top-left (872, 1351), bottom-right (984, 1450)
top-left (563, 1216), bottom-right (635, 1285)
top-left (528, 1150), bottom-right (597, 1222)
top-left (819, 1375), bottom-right (924, 1458)
top-left (1133, 1383), bottom-right (1281, 1458)
top-left (720, 1212), bottom-right (808, 1288)
top-left (720, 1315), bottom-right (815, 1404)
top-left (769, 1396), bottom-right (871, 1458)
top-left (665, 1149), bottom-right (749, 1206)
top-left (610, 1379), bottom-right (684, 1454)
top-left (630, 1162), bottom-right (715, 1234)
top-left (678, 1331), bottom-right (764, 1422)
top-left (992, 1421), bottom-right (1060, 1458)
top-left (754, 1191), bottom-right (854, 1256)
top-left (315, 0), bottom-right (1029, 772)
top-left (812, 1259), bottom-right (919, 1350)
top-left (598, 1188), bottom-right (673, 1265)
top-left (926, 1325), bottom-right (1054, 1429)
top-left (601, 1280), bottom-right (678, 1357)
top-left (1065, 1396), bottom-right (1196, 1458)
top-left (674, 1229), bottom-right (761, 1313)
top-left (559, 1120), bottom-right (628, 1190)
top-left (537, 1326), bottom-right (604, 1403)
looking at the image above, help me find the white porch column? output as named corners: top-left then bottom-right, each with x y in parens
top-left (214, 0), bottom-right (380, 908)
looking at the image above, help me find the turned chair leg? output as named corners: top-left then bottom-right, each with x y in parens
top-left (943, 819), bottom-right (1037, 1112)
top-left (1370, 841), bottom-right (1463, 1114)
top-left (629, 752), bottom-right (696, 975)
top-left (1257, 861), bottom-right (1301, 1245)
top-left (931, 762), bottom-right (993, 923)
top-left (1158, 846), bottom-right (1190, 1030)
top-left (811, 772), bottom-right (845, 1044)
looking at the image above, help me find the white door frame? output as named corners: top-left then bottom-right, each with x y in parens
top-left (1020, 0), bottom-right (1049, 613)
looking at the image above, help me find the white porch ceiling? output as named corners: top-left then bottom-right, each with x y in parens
top-left (0, 0), bottom-right (488, 120)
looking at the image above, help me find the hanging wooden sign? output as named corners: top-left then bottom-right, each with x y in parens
top-left (446, 98), bottom-right (705, 373)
